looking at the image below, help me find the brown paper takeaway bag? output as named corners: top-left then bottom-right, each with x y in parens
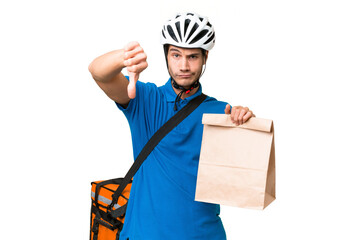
top-left (195, 114), bottom-right (276, 210)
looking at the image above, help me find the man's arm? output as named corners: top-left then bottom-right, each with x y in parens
top-left (88, 42), bottom-right (148, 105)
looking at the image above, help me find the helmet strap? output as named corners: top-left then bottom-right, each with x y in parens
top-left (172, 77), bottom-right (200, 111)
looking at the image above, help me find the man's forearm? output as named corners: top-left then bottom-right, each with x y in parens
top-left (88, 49), bottom-right (126, 83)
top-left (88, 49), bottom-right (131, 104)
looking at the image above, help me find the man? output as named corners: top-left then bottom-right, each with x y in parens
top-left (89, 12), bottom-right (254, 240)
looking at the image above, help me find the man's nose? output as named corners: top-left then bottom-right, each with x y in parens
top-left (180, 58), bottom-right (189, 71)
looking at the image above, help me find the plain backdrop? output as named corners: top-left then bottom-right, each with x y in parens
top-left (1, 0), bottom-right (359, 239)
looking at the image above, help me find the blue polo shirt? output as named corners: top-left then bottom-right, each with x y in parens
top-left (116, 78), bottom-right (228, 240)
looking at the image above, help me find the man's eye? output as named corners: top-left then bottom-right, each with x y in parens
top-left (190, 55), bottom-right (198, 59)
top-left (173, 54), bottom-right (179, 58)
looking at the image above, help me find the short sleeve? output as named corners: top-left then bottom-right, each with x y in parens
top-left (114, 77), bottom-right (161, 158)
top-left (115, 77), bottom-right (147, 120)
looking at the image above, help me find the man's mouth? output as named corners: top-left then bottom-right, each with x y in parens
top-left (177, 74), bottom-right (192, 78)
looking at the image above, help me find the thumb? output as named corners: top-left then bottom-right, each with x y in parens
top-left (127, 72), bottom-right (139, 99)
top-left (224, 104), bottom-right (231, 114)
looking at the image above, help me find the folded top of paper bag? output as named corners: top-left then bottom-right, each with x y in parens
top-left (202, 114), bottom-right (273, 133)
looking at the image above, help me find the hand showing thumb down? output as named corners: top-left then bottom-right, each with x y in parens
top-left (123, 41), bottom-right (148, 99)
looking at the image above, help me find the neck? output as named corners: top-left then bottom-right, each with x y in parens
top-left (171, 77), bottom-right (200, 99)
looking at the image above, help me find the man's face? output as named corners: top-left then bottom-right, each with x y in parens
top-left (167, 45), bottom-right (207, 88)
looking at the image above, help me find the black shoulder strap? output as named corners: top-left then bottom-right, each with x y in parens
top-left (108, 93), bottom-right (207, 210)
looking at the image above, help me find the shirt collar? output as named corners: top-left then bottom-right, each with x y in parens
top-left (162, 78), bottom-right (203, 103)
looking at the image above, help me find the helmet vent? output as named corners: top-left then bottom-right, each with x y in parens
top-left (186, 23), bottom-right (199, 42)
top-left (204, 32), bottom-right (215, 45)
top-left (190, 29), bottom-right (209, 44)
top-left (184, 19), bottom-right (191, 36)
top-left (167, 25), bottom-right (178, 42)
top-left (175, 21), bottom-right (182, 41)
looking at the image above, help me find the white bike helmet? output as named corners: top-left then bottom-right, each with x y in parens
top-left (161, 12), bottom-right (215, 51)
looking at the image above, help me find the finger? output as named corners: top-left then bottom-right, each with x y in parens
top-left (124, 53), bottom-right (147, 67)
top-left (243, 111), bottom-right (253, 123)
top-left (232, 108), bottom-right (241, 125)
top-left (230, 107), bottom-right (236, 122)
top-left (238, 107), bottom-right (248, 125)
top-left (126, 61), bottom-right (148, 74)
top-left (124, 41), bottom-right (140, 52)
top-left (124, 46), bottom-right (144, 61)
top-left (127, 72), bottom-right (139, 99)
top-left (224, 104), bottom-right (231, 114)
